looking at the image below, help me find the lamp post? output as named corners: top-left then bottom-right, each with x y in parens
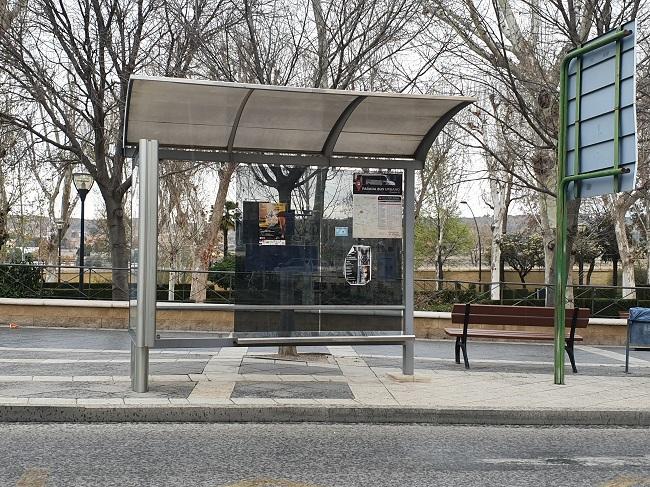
top-left (73, 172), bottom-right (94, 294)
top-left (460, 200), bottom-right (482, 286)
top-left (55, 219), bottom-right (64, 283)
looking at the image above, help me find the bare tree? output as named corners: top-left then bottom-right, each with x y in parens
top-left (429, 0), bottom-right (645, 305)
top-left (0, 0), bottom-right (165, 298)
top-left (464, 96), bottom-right (516, 300)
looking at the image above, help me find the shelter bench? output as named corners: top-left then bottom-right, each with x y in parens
top-left (444, 304), bottom-right (590, 372)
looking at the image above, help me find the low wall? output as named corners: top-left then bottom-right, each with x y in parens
top-left (0, 299), bottom-right (233, 332)
top-left (0, 299), bottom-right (628, 345)
top-left (413, 312), bottom-right (628, 345)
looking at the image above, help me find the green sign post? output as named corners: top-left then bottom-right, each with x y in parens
top-left (555, 22), bottom-right (637, 384)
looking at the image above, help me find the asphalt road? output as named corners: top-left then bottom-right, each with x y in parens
top-left (1, 326), bottom-right (649, 377)
top-left (1, 423), bottom-right (649, 486)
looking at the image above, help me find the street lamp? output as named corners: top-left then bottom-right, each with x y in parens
top-left (55, 219), bottom-right (64, 283)
top-left (73, 172), bottom-right (94, 294)
top-left (460, 200), bottom-right (482, 286)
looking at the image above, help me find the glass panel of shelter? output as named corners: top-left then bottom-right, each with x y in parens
top-left (233, 164), bottom-right (403, 336)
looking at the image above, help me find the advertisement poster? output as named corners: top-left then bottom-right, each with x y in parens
top-left (344, 245), bottom-right (372, 286)
top-left (258, 202), bottom-right (287, 245)
top-left (352, 173), bottom-right (403, 239)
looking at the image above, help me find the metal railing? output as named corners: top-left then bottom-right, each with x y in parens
top-left (413, 278), bottom-right (647, 317)
top-left (0, 263), bottom-right (647, 317)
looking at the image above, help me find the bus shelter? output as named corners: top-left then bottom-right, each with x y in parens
top-left (123, 76), bottom-right (474, 392)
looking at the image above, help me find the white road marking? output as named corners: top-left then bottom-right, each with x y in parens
top-left (0, 358), bottom-right (207, 364)
top-left (0, 346), bottom-right (647, 368)
top-left (358, 354), bottom-right (650, 368)
top-left (0, 375), bottom-right (192, 382)
top-left (577, 345), bottom-right (650, 365)
top-left (0, 346), bottom-right (212, 355)
top-left (482, 455), bottom-right (650, 468)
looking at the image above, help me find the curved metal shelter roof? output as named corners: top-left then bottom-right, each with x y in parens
top-left (123, 76), bottom-right (474, 168)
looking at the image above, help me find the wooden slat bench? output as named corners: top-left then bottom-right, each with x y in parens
top-left (445, 304), bottom-right (590, 372)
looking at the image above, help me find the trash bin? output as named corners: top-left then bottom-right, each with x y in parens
top-left (626, 307), bottom-right (650, 373)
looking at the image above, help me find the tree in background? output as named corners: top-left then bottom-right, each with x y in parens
top-left (582, 201), bottom-right (623, 288)
top-left (572, 227), bottom-right (603, 286)
top-left (429, 0), bottom-right (645, 305)
top-left (465, 98), bottom-right (515, 300)
top-left (415, 216), bottom-right (474, 282)
top-left (631, 197), bottom-right (650, 284)
top-left (0, 119), bottom-right (19, 252)
top-left (415, 123), bottom-right (467, 288)
top-left (499, 233), bottom-right (544, 288)
top-left (0, 0), bottom-right (156, 299)
top-left (596, 216), bottom-right (623, 288)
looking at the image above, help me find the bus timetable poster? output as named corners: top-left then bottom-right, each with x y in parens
top-left (352, 173), bottom-right (402, 239)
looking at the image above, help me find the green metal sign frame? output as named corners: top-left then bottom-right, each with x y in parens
top-left (554, 26), bottom-right (634, 384)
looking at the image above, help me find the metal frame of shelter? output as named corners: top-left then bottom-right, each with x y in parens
top-left (123, 76), bottom-right (474, 392)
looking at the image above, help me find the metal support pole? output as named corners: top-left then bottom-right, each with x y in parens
top-left (131, 341), bottom-right (149, 392)
top-left (78, 196), bottom-right (86, 294)
top-left (554, 27), bottom-right (631, 385)
top-left (403, 167), bottom-right (415, 375)
top-left (131, 139), bottom-right (159, 393)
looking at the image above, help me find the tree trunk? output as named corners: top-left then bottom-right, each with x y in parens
top-left (223, 227), bottom-right (228, 257)
top-left (167, 252), bottom-right (176, 301)
top-left (277, 180), bottom-right (297, 357)
top-left (613, 208), bottom-right (636, 300)
top-left (646, 204), bottom-right (650, 284)
top-left (190, 162), bottom-right (237, 303)
top-left (485, 124), bottom-right (511, 302)
top-left (647, 222), bottom-right (650, 285)
top-left (586, 260), bottom-right (595, 285)
top-left (168, 271), bottom-right (176, 301)
top-left (518, 272), bottom-right (526, 288)
top-left (104, 192), bottom-right (129, 300)
top-left (612, 258), bottom-right (619, 287)
top-left (312, 168), bottom-right (327, 243)
top-left (565, 199), bottom-right (580, 308)
top-left (527, 146), bottom-right (562, 309)
top-left (566, 251), bottom-right (576, 307)
top-left (542, 226), bottom-right (555, 306)
top-left (436, 252), bottom-right (444, 286)
top-left (0, 165), bottom-right (9, 252)
top-left (499, 257), bottom-right (505, 302)
top-left (490, 239), bottom-right (501, 300)
top-left (578, 259), bottom-right (584, 286)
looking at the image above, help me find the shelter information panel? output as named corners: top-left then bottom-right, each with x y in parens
top-left (353, 173), bottom-right (403, 239)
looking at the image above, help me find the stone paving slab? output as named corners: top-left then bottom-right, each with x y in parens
top-left (231, 381), bottom-right (354, 400)
top-left (0, 361), bottom-right (209, 377)
top-left (363, 356), bottom-right (650, 377)
top-left (238, 362), bottom-right (342, 376)
top-left (0, 380), bottom-right (195, 399)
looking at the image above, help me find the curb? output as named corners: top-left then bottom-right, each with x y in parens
top-left (1, 405), bottom-right (649, 426)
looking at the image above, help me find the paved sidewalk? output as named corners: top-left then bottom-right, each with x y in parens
top-left (1, 336), bottom-right (649, 424)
